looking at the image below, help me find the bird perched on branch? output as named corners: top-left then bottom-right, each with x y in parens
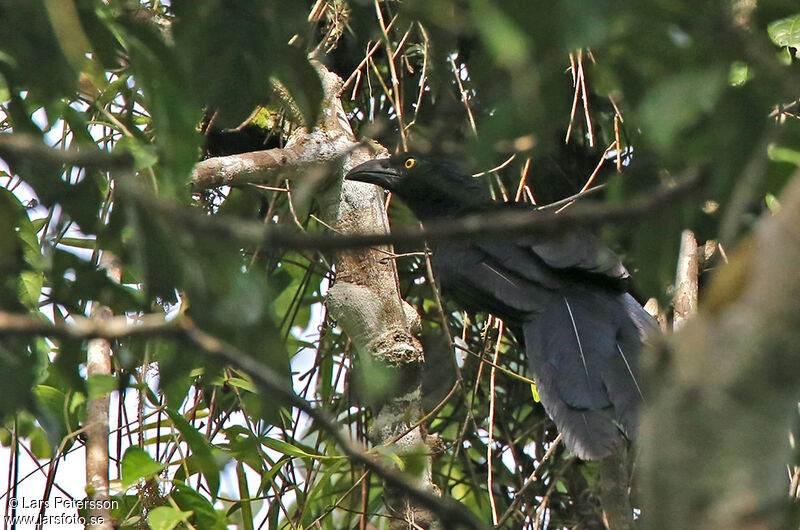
top-left (345, 153), bottom-right (656, 460)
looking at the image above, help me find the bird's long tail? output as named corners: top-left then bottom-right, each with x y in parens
top-left (523, 288), bottom-right (653, 459)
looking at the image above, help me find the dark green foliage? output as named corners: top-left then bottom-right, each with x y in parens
top-left (1, 0), bottom-right (800, 528)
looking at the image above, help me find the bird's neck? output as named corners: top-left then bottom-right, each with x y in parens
top-left (407, 195), bottom-right (493, 222)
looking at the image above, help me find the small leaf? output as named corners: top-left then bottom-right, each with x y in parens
top-left (115, 135), bottom-right (158, 170)
top-left (765, 193), bottom-right (781, 214)
top-left (87, 374), bottom-right (117, 400)
top-left (33, 384), bottom-right (69, 446)
top-left (768, 14), bottom-right (800, 49)
top-left (121, 447), bottom-right (166, 490)
top-left (225, 376), bottom-right (257, 393)
top-left (166, 409), bottom-right (221, 499)
top-left (170, 483), bottom-right (228, 530)
top-left (260, 436), bottom-right (337, 461)
top-left (768, 144), bottom-right (800, 166)
top-left (146, 506), bottom-right (193, 530)
top-left (729, 61), bottom-right (750, 86)
top-left (29, 427), bottom-right (52, 459)
top-left (18, 271), bottom-right (43, 309)
top-left (57, 237), bottom-right (97, 249)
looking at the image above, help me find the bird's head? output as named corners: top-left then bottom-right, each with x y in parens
top-left (344, 153), bottom-right (492, 220)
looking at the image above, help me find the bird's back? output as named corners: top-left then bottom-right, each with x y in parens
top-left (430, 216), bottom-right (655, 459)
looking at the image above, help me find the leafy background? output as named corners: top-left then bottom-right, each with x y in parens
top-left (1, 0), bottom-right (799, 528)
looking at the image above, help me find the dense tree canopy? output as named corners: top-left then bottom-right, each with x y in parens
top-left (1, 1), bottom-right (799, 528)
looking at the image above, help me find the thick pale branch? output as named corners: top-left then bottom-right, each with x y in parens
top-left (189, 131), bottom-right (356, 193)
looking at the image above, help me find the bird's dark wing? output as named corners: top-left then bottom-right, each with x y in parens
top-left (433, 231), bottom-right (653, 460)
top-left (522, 288), bottom-right (650, 459)
top-left (477, 228), bottom-right (629, 291)
top-left (523, 229), bottom-right (630, 283)
top-left (431, 241), bottom-right (554, 324)
top-left (476, 202), bottom-right (631, 287)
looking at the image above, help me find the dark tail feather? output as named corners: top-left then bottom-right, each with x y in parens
top-left (523, 289), bottom-right (650, 459)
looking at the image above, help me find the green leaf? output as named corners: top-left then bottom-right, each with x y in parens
top-left (121, 446), bottom-right (166, 490)
top-left (768, 144), bottom-right (800, 166)
top-left (57, 237), bottom-right (97, 249)
top-left (108, 495), bottom-right (143, 529)
top-left (224, 426), bottom-right (265, 474)
top-left (729, 61), bottom-right (750, 86)
top-left (765, 193), bottom-right (781, 214)
top-left (171, 483), bottom-right (229, 530)
top-left (29, 427), bottom-right (52, 459)
top-left (33, 384), bottom-right (69, 447)
top-left (30, 218), bottom-right (49, 233)
top-left (146, 506), bottom-right (193, 530)
top-left (257, 457), bottom-right (290, 494)
top-left (235, 462), bottom-right (255, 530)
top-left (166, 409), bottom-right (221, 499)
top-left (115, 135), bottom-right (158, 170)
top-left (87, 374), bottom-right (117, 400)
top-left (768, 14), bottom-right (800, 49)
top-left (223, 377), bottom-right (257, 394)
top-left (18, 271), bottom-right (43, 309)
top-left (260, 436), bottom-right (337, 461)
top-left (639, 69), bottom-right (727, 149)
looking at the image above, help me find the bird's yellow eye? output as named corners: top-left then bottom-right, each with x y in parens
top-left (404, 157), bottom-right (416, 169)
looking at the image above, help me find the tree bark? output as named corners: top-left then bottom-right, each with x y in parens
top-left (85, 255), bottom-right (119, 530)
top-left (315, 67), bottom-right (437, 528)
top-left (673, 229), bottom-right (699, 331)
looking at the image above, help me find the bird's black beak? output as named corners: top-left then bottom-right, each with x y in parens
top-left (344, 158), bottom-right (400, 190)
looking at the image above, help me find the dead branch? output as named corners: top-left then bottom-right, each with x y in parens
top-left (86, 255), bottom-right (119, 530)
top-left (673, 230), bottom-right (699, 331)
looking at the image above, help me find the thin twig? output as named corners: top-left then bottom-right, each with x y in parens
top-left (487, 320), bottom-right (504, 525)
top-left (565, 52), bottom-right (580, 144)
top-left (496, 433), bottom-right (563, 526)
top-left (339, 16), bottom-right (398, 96)
top-left (384, 381), bottom-right (461, 447)
top-left (578, 50), bottom-right (595, 147)
top-left (450, 57), bottom-right (477, 135)
top-left (405, 23), bottom-right (430, 131)
top-left (514, 159), bottom-right (532, 203)
top-left (472, 154), bottom-right (516, 178)
top-left (374, 0), bottom-right (407, 150)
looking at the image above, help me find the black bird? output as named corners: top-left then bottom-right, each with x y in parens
top-left (345, 153), bottom-right (656, 460)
